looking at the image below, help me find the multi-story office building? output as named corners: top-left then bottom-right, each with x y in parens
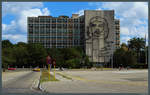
top-left (28, 15), bottom-right (84, 48)
top-left (27, 10), bottom-right (120, 63)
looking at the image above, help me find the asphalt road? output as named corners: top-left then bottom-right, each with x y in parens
top-left (2, 69), bottom-right (148, 94)
top-left (2, 71), bottom-right (42, 94)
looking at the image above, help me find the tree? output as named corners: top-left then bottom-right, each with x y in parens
top-left (13, 46), bottom-right (28, 68)
top-left (113, 43), bottom-right (137, 68)
top-left (2, 40), bottom-right (13, 48)
top-left (27, 43), bottom-right (47, 68)
top-left (84, 56), bottom-right (92, 68)
top-left (2, 48), bottom-right (15, 69)
top-left (128, 37), bottom-right (145, 64)
top-left (121, 43), bottom-right (128, 51)
top-left (16, 42), bottom-right (27, 47)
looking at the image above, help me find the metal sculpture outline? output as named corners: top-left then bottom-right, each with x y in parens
top-left (86, 16), bottom-right (109, 40)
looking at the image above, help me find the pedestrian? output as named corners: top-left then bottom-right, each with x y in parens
top-left (52, 59), bottom-right (56, 66)
top-left (127, 66), bottom-right (129, 70)
top-left (119, 66), bottom-right (121, 71)
top-left (119, 64), bottom-right (122, 71)
top-left (47, 55), bottom-right (52, 71)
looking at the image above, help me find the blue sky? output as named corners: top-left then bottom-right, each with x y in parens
top-left (2, 2), bottom-right (148, 44)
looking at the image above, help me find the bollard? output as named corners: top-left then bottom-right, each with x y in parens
top-left (54, 65), bottom-right (55, 80)
top-left (48, 64), bottom-right (50, 80)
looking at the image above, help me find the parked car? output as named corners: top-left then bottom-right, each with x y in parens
top-left (33, 68), bottom-right (40, 72)
top-left (8, 68), bottom-right (16, 70)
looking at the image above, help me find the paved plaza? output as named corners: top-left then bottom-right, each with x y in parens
top-left (2, 69), bottom-right (148, 94)
top-left (41, 69), bottom-right (148, 93)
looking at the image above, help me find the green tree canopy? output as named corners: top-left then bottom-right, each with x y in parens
top-left (128, 37), bottom-right (146, 63)
top-left (128, 37), bottom-right (145, 52)
top-left (2, 40), bottom-right (13, 48)
top-left (27, 43), bottom-right (47, 68)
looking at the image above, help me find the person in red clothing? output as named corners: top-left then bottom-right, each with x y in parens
top-left (47, 55), bottom-right (52, 71)
top-left (52, 59), bottom-right (56, 67)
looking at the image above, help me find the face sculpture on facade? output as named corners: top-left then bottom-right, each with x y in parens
top-left (87, 16), bottom-right (109, 40)
top-left (90, 20), bottom-right (104, 37)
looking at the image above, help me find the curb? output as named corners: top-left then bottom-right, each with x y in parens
top-left (38, 81), bottom-right (45, 92)
top-left (37, 72), bottom-right (46, 92)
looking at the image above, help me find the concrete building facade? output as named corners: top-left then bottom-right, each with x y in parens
top-left (27, 10), bottom-right (120, 63)
top-left (28, 15), bottom-right (84, 48)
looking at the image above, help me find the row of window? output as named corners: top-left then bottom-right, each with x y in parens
top-left (29, 30), bottom-right (81, 34)
top-left (29, 18), bottom-right (84, 23)
top-left (29, 33), bottom-right (80, 35)
top-left (29, 39), bottom-right (80, 42)
top-left (29, 24), bottom-right (84, 29)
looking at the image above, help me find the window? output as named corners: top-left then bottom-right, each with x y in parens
top-left (63, 24), bottom-right (67, 28)
top-left (57, 19), bottom-right (62, 23)
top-left (46, 24), bottom-right (50, 28)
top-left (35, 18), bottom-right (39, 23)
top-left (52, 24), bottom-right (56, 28)
top-left (68, 19), bottom-right (73, 23)
top-left (74, 19), bottom-right (78, 23)
top-left (52, 19), bottom-right (56, 23)
top-left (80, 24), bottom-right (84, 28)
top-left (29, 18), bottom-right (33, 23)
top-left (40, 19), bottom-right (45, 23)
top-left (74, 24), bottom-right (78, 28)
top-left (57, 24), bottom-right (62, 28)
top-left (69, 24), bottom-right (73, 28)
top-left (63, 19), bottom-right (67, 23)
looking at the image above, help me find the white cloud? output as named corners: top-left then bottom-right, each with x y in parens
top-left (2, 2), bottom-right (51, 43)
top-left (121, 36), bottom-right (131, 44)
top-left (2, 2), bottom-right (43, 16)
top-left (74, 10), bottom-right (84, 16)
top-left (120, 27), bottom-right (130, 35)
top-left (100, 2), bottom-right (148, 19)
top-left (96, 2), bottom-right (148, 43)
top-left (96, 8), bottom-right (102, 10)
top-left (42, 8), bottom-right (50, 15)
top-left (18, 8), bottom-right (50, 33)
top-left (2, 34), bottom-right (27, 43)
top-left (2, 24), bottom-right (7, 31)
top-left (2, 21), bottom-right (17, 34)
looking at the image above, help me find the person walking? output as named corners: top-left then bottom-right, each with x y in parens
top-left (52, 59), bottom-right (56, 66)
top-left (47, 55), bottom-right (52, 71)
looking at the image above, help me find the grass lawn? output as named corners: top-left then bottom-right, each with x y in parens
top-left (40, 70), bottom-right (59, 83)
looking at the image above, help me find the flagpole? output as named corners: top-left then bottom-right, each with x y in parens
top-left (145, 34), bottom-right (147, 65)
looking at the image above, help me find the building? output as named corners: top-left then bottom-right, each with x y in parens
top-left (27, 15), bottom-right (84, 48)
top-left (27, 10), bottom-right (120, 63)
top-left (115, 19), bottom-right (120, 49)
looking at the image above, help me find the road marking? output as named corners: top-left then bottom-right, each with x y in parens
top-left (57, 72), bottom-right (148, 87)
